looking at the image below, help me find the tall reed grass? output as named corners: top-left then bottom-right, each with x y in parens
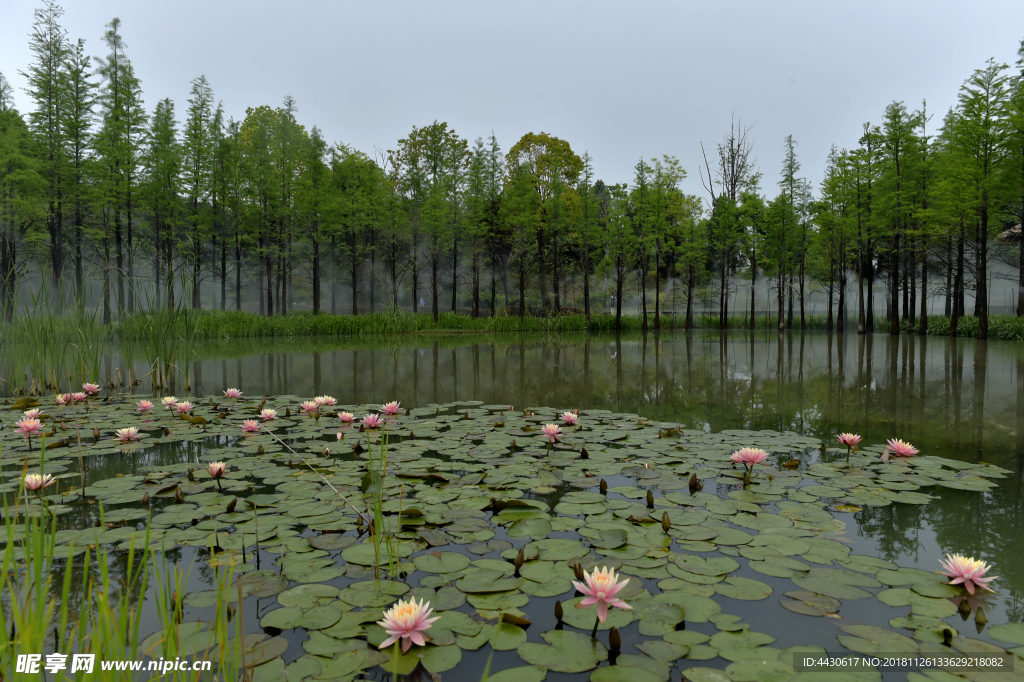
top-left (876, 314), bottom-right (1024, 340)
top-left (1, 483), bottom-right (246, 680)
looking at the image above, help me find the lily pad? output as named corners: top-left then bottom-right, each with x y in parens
top-left (517, 630), bottom-right (609, 673)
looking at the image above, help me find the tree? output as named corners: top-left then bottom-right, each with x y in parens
top-left (506, 132), bottom-right (583, 309)
top-left (943, 59), bottom-right (1010, 339)
top-left (182, 74), bottom-right (215, 308)
top-left (1008, 40), bottom-right (1024, 316)
top-left (0, 107), bottom-right (43, 320)
top-left (143, 98), bottom-right (180, 309)
top-left (23, 0), bottom-right (69, 291)
top-left (502, 164), bottom-right (539, 318)
top-left (61, 39), bottom-right (95, 294)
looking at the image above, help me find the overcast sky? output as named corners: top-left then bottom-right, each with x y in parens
top-left (2, 0), bottom-right (1023, 199)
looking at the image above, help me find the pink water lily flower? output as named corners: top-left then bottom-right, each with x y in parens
top-left (562, 411), bottom-right (579, 426)
top-left (886, 439), bottom-right (918, 458)
top-left (300, 400), bottom-right (319, 416)
top-left (338, 411), bottom-right (354, 424)
top-left (15, 418), bottom-right (43, 438)
top-left (174, 401), bottom-right (195, 415)
top-left (362, 413), bottom-right (384, 429)
top-left (377, 597), bottom-right (440, 653)
top-left (259, 408), bottom-right (277, 421)
top-left (541, 424), bottom-right (562, 443)
top-left (71, 392), bottom-right (87, 402)
top-left (573, 566), bottom-right (633, 623)
top-left (336, 432), bottom-right (345, 441)
top-left (82, 382), bottom-right (100, 396)
top-left (161, 396), bottom-right (177, 410)
top-left (730, 447), bottom-right (769, 468)
top-left (114, 427), bottom-right (140, 443)
top-left (241, 419), bottom-right (260, 433)
top-left (206, 462), bottom-right (227, 479)
top-left (56, 393), bottom-right (71, 406)
top-left (136, 400), bottom-right (154, 414)
top-left (23, 473), bottom-right (56, 492)
top-left (23, 408), bottom-right (42, 419)
top-left (837, 433), bottom-right (862, 449)
top-left (315, 395), bottom-right (337, 406)
top-left (381, 401), bottom-right (401, 416)
top-left (940, 553), bottom-right (996, 595)
top-left (223, 388), bottom-right (243, 399)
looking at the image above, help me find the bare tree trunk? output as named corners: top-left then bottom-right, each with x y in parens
top-left (919, 238), bottom-right (928, 335)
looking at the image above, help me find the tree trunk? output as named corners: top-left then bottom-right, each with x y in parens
top-left (945, 236), bottom-right (953, 316)
top-left (951, 232), bottom-right (964, 336)
top-left (889, 231), bottom-right (900, 335)
top-left (919, 238), bottom-right (928, 335)
top-left (583, 235), bottom-right (591, 320)
top-left (312, 237), bottom-right (320, 314)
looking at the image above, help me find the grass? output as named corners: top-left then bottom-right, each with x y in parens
top-left (111, 308), bottom-right (842, 340)
top-left (876, 314), bottom-right (1024, 340)
top-left (0, 453), bottom-right (247, 680)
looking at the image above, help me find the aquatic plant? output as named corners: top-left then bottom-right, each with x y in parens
top-left (113, 427), bottom-right (140, 443)
top-left (362, 413), bottom-right (384, 429)
top-left (573, 566), bottom-right (633, 626)
top-left (561, 411), bottom-right (579, 425)
top-left (377, 597), bottom-right (440, 652)
top-left (223, 387), bottom-right (243, 399)
top-left (885, 438), bottom-right (919, 458)
top-left (381, 401), bottom-right (401, 416)
top-left (541, 423), bottom-right (562, 442)
top-left (837, 432), bottom-right (862, 464)
top-left (240, 419), bottom-right (260, 433)
top-left (22, 472), bottom-right (55, 492)
top-left (940, 554), bottom-right (997, 595)
top-left (136, 399), bottom-right (154, 413)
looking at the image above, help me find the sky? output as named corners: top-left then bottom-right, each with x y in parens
top-left (2, 0), bottom-right (1023, 200)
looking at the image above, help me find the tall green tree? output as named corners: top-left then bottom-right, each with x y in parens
top-left (61, 38), bottom-right (94, 294)
top-left (23, 0), bottom-right (69, 290)
top-left (943, 59), bottom-right (1010, 339)
top-left (142, 98), bottom-right (180, 310)
top-left (182, 74), bottom-right (215, 308)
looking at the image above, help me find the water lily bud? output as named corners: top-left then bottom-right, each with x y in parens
top-left (647, 490), bottom-right (655, 508)
top-left (959, 599), bottom-right (972, 613)
top-left (975, 608), bottom-right (987, 625)
top-left (187, 469), bottom-right (195, 482)
top-left (661, 512), bottom-right (671, 532)
top-left (226, 498), bottom-right (237, 513)
top-left (92, 427), bottom-right (100, 440)
top-left (141, 492), bottom-right (149, 506)
top-left (599, 479), bottom-right (608, 494)
top-left (514, 548), bottom-right (525, 571)
top-left (554, 600), bottom-right (563, 621)
top-left (609, 627), bottom-right (621, 650)
top-left (581, 446), bottom-right (589, 460)
top-left (174, 486), bottom-right (184, 503)
top-left (258, 444), bottom-right (265, 455)
top-left (573, 561), bottom-right (585, 581)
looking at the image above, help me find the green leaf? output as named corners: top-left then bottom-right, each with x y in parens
top-left (414, 551), bottom-right (471, 574)
top-left (517, 630), bottom-right (609, 673)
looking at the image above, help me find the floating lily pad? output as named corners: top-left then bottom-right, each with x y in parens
top-left (517, 630), bottom-right (609, 673)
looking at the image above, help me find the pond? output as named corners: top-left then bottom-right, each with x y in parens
top-left (3, 330), bottom-right (1023, 681)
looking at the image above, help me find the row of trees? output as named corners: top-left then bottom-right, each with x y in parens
top-left (2, 2), bottom-right (1024, 337)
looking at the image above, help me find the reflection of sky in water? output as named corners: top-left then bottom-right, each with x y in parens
top-left (35, 330), bottom-right (1024, 677)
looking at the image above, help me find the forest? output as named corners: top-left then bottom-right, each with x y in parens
top-left (2, 2), bottom-right (1024, 338)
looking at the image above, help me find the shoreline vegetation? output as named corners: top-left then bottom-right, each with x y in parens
top-left (2, 307), bottom-right (1021, 397)
top-left (71, 308), bottom-right (1024, 341)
